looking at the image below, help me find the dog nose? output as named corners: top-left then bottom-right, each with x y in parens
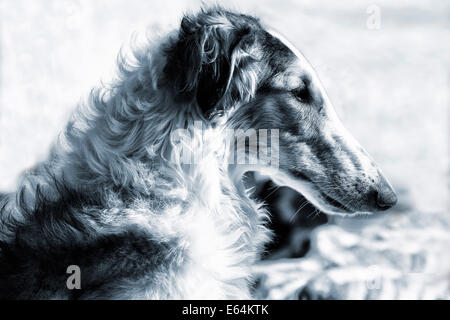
top-left (376, 189), bottom-right (397, 209)
top-left (375, 176), bottom-right (397, 210)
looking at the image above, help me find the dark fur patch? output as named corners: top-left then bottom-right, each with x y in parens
top-left (0, 180), bottom-right (178, 299)
top-left (162, 7), bottom-right (263, 117)
top-left (0, 229), bottom-right (176, 299)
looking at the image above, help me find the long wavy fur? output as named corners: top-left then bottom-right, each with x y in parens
top-left (0, 6), bottom-right (271, 299)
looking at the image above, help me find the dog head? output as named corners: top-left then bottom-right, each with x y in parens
top-left (163, 7), bottom-right (397, 215)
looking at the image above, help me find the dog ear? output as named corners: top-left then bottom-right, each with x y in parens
top-left (163, 11), bottom-right (259, 117)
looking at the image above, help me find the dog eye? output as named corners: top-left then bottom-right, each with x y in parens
top-left (292, 86), bottom-right (312, 103)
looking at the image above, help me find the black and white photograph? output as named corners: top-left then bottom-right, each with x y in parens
top-left (0, 0), bottom-right (448, 306)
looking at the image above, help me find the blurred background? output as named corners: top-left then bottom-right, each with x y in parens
top-left (0, 0), bottom-right (449, 299)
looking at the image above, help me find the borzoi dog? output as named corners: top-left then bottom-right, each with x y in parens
top-left (0, 7), bottom-right (397, 299)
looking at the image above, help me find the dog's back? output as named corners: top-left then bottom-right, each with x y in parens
top-left (0, 183), bottom-right (190, 299)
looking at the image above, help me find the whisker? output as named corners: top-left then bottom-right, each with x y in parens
top-left (289, 199), bottom-right (310, 223)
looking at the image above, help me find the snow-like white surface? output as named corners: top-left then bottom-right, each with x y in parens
top-left (253, 212), bottom-right (450, 299)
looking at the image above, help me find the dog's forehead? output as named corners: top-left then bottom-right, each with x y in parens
top-left (263, 30), bottom-right (317, 89)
